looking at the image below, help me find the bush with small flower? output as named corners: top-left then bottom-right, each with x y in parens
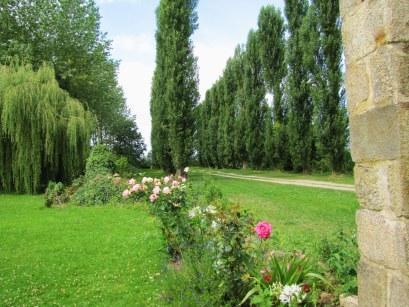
top-left (120, 169), bottom-right (330, 306)
top-left (240, 221), bottom-right (329, 306)
top-left (121, 172), bottom-right (193, 258)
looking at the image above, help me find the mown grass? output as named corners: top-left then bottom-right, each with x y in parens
top-left (195, 167), bottom-right (355, 185)
top-left (140, 168), bottom-right (358, 255)
top-left (188, 170), bottom-right (358, 256)
top-left (0, 169), bottom-right (358, 305)
top-left (0, 194), bottom-right (167, 306)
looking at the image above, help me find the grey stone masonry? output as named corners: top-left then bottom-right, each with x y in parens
top-left (340, 0), bottom-right (409, 306)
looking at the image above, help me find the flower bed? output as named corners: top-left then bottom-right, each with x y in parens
top-left (121, 171), bottom-right (331, 306)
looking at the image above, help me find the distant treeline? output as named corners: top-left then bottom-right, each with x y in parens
top-left (195, 0), bottom-right (352, 173)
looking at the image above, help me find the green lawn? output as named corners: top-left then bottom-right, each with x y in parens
top-left (0, 169), bottom-right (358, 305)
top-left (0, 195), bottom-right (167, 306)
top-left (189, 171), bottom-right (358, 255)
top-left (195, 167), bottom-right (355, 185)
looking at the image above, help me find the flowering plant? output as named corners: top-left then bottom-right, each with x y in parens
top-left (121, 174), bottom-right (191, 258)
top-left (241, 251), bottom-right (328, 306)
top-left (255, 221), bottom-right (272, 239)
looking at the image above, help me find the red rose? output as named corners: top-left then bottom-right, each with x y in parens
top-left (262, 273), bottom-right (272, 283)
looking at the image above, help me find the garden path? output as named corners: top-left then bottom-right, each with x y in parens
top-left (209, 171), bottom-right (355, 192)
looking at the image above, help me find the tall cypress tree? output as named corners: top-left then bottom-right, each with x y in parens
top-left (151, 0), bottom-right (199, 174)
top-left (208, 86), bottom-right (220, 168)
top-left (243, 30), bottom-right (266, 169)
top-left (257, 6), bottom-right (288, 169)
top-left (310, 0), bottom-right (348, 172)
top-left (222, 58), bottom-right (238, 167)
top-left (150, 4), bottom-right (174, 173)
top-left (285, 0), bottom-right (312, 172)
top-left (216, 80), bottom-right (226, 168)
top-left (232, 46), bottom-right (248, 169)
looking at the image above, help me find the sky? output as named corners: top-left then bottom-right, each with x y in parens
top-left (96, 0), bottom-right (285, 150)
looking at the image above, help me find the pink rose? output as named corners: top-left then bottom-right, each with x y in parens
top-left (131, 184), bottom-right (140, 193)
top-left (128, 178), bottom-right (136, 185)
top-left (255, 221), bottom-right (272, 239)
top-left (149, 193), bottom-right (158, 203)
top-left (152, 186), bottom-right (161, 195)
top-left (172, 180), bottom-right (179, 187)
top-left (122, 189), bottom-right (130, 199)
top-left (163, 187), bottom-right (171, 194)
top-left (164, 176), bottom-right (170, 184)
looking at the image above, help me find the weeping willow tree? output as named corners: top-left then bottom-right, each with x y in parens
top-left (0, 64), bottom-right (93, 193)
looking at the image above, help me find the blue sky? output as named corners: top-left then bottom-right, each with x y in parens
top-left (96, 0), bottom-right (285, 149)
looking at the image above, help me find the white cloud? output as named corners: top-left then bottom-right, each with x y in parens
top-left (117, 60), bottom-right (154, 150)
top-left (194, 40), bottom-right (236, 99)
top-left (113, 34), bottom-right (154, 55)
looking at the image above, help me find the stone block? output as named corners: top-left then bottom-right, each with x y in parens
top-left (342, 1), bottom-right (385, 64)
top-left (367, 46), bottom-right (394, 107)
top-left (388, 271), bottom-right (409, 306)
top-left (354, 162), bottom-right (390, 211)
top-left (339, 295), bottom-right (358, 307)
top-left (345, 60), bottom-right (369, 113)
top-left (358, 259), bottom-right (387, 307)
top-left (350, 105), bottom-right (400, 162)
top-left (367, 44), bottom-right (409, 106)
top-left (355, 160), bottom-right (409, 216)
top-left (397, 157), bottom-right (409, 217)
top-left (342, 0), bottom-right (409, 65)
top-left (339, 0), bottom-right (364, 18)
top-left (401, 106), bottom-right (409, 155)
top-left (357, 209), bottom-right (409, 270)
top-left (385, 0), bottom-right (409, 43)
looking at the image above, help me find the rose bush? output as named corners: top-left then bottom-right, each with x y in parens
top-left (121, 171), bottom-right (330, 306)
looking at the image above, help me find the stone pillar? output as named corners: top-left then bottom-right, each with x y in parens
top-left (340, 0), bottom-right (409, 306)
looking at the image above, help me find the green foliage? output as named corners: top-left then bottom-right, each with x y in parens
top-left (85, 144), bottom-right (116, 178)
top-left (107, 114), bottom-right (146, 167)
top-left (308, 0), bottom-right (349, 173)
top-left (0, 0), bottom-right (145, 150)
top-left (319, 230), bottom-right (359, 295)
top-left (207, 205), bottom-right (255, 301)
top-left (285, 0), bottom-right (313, 172)
top-left (151, 0), bottom-right (199, 173)
top-left (161, 249), bottom-right (228, 307)
top-left (241, 253), bottom-right (326, 306)
top-left (71, 145), bottom-right (129, 205)
top-left (124, 174), bottom-right (256, 304)
top-left (44, 181), bottom-right (68, 207)
top-left (0, 64), bottom-right (93, 193)
top-left (243, 30), bottom-right (266, 169)
top-left (71, 174), bottom-right (123, 206)
top-left (194, 1), bottom-right (349, 173)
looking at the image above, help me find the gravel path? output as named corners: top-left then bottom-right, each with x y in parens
top-left (209, 171), bottom-right (356, 192)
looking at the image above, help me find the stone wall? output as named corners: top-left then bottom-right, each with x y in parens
top-left (340, 0), bottom-right (409, 306)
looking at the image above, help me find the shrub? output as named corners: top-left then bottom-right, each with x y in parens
top-left (319, 230), bottom-right (359, 295)
top-left (85, 144), bottom-right (116, 178)
top-left (122, 175), bottom-right (192, 258)
top-left (69, 145), bottom-right (131, 205)
top-left (44, 181), bottom-right (68, 207)
top-left (71, 174), bottom-right (123, 206)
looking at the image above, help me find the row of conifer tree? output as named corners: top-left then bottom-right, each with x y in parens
top-left (195, 0), bottom-right (351, 173)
